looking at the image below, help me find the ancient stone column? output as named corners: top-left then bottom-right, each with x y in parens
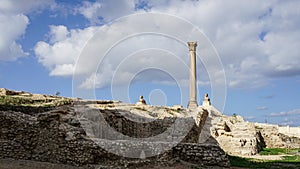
top-left (187, 42), bottom-right (198, 110)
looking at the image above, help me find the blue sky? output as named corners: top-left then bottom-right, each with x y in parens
top-left (0, 0), bottom-right (300, 126)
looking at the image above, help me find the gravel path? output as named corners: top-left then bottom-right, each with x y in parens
top-left (241, 154), bottom-right (292, 161)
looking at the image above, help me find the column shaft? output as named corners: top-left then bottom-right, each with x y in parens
top-left (187, 42), bottom-right (198, 110)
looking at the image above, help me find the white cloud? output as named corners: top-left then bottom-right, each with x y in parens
top-left (0, 0), bottom-right (53, 14)
top-left (149, 0), bottom-right (300, 88)
top-left (76, 39), bottom-right (194, 89)
top-left (34, 0), bottom-right (300, 91)
top-left (77, 0), bottom-right (136, 24)
top-left (50, 64), bottom-right (74, 77)
top-left (269, 109), bottom-right (300, 117)
top-left (261, 95), bottom-right (275, 99)
top-left (34, 25), bottom-right (99, 76)
top-left (0, 0), bottom-right (54, 61)
top-left (244, 116), bottom-right (256, 121)
top-left (35, 14), bottom-right (215, 89)
top-left (48, 25), bottom-right (69, 43)
top-left (256, 106), bottom-right (268, 111)
top-left (0, 14), bottom-right (29, 61)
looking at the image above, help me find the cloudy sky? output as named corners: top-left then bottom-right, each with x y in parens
top-left (0, 0), bottom-right (299, 126)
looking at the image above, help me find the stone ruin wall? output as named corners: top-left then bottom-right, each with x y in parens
top-left (208, 115), bottom-right (267, 156)
top-left (0, 105), bottom-right (229, 168)
top-left (78, 108), bottom-right (203, 143)
top-left (278, 126), bottom-right (300, 138)
top-left (254, 123), bottom-right (300, 148)
top-left (255, 123), bottom-right (300, 138)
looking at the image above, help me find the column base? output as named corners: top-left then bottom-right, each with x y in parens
top-left (187, 100), bottom-right (198, 110)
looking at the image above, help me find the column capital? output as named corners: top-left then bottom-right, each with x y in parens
top-left (187, 42), bottom-right (197, 51)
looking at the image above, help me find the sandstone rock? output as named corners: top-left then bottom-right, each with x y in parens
top-left (197, 104), bottom-right (265, 156)
top-left (171, 105), bottom-right (183, 110)
top-left (0, 100), bottom-right (230, 168)
top-left (0, 88), bottom-right (19, 96)
top-left (255, 123), bottom-right (300, 148)
top-left (0, 88), bottom-right (7, 95)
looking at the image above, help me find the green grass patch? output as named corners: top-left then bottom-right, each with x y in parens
top-left (259, 148), bottom-right (300, 155)
top-left (281, 155), bottom-right (300, 162)
top-left (289, 148), bottom-right (300, 154)
top-left (228, 155), bottom-right (265, 168)
top-left (0, 95), bottom-right (72, 107)
top-left (259, 148), bottom-right (287, 155)
top-left (0, 95), bottom-right (32, 105)
top-left (229, 155), bottom-right (300, 169)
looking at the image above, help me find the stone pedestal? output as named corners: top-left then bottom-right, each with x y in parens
top-left (187, 42), bottom-right (198, 110)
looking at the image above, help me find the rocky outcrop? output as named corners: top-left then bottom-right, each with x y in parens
top-left (0, 88), bottom-right (19, 95)
top-left (255, 123), bottom-right (300, 148)
top-left (0, 100), bottom-right (229, 168)
top-left (216, 121), bottom-right (265, 156)
top-left (208, 112), bottom-right (300, 156)
top-left (0, 88), bottom-right (73, 107)
top-left (203, 108), bottom-right (266, 156)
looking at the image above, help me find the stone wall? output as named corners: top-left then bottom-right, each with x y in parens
top-left (74, 105), bottom-right (204, 143)
top-left (173, 143), bottom-right (229, 167)
top-left (0, 105), bottom-right (229, 168)
top-left (254, 123), bottom-right (300, 148)
top-left (255, 123), bottom-right (300, 138)
top-left (278, 126), bottom-right (300, 138)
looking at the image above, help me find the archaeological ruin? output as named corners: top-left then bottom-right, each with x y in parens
top-left (1, 42), bottom-right (300, 168)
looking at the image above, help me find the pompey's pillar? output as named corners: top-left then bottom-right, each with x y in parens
top-left (187, 42), bottom-right (198, 110)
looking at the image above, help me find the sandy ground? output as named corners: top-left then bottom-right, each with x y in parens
top-left (241, 154), bottom-right (293, 161)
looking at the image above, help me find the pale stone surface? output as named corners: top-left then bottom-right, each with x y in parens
top-left (0, 88), bottom-right (6, 95)
top-left (254, 123), bottom-right (300, 148)
top-left (278, 125), bottom-right (300, 137)
top-left (187, 42), bottom-right (198, 110)
top-left (196, 95), bottom-right (300, 155)
top-left (0, 88), bottom-right (19, 95)
top-left (255, 123), bottom-right (300, 139)
top-left (213, 118), bottom-right (265, 156)
top-left (196, 103), bottom-right (266, 156)
top-left (172, 105), bottom-right (183, 110)
top-left (31, 94), bottom-right (47, 100)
